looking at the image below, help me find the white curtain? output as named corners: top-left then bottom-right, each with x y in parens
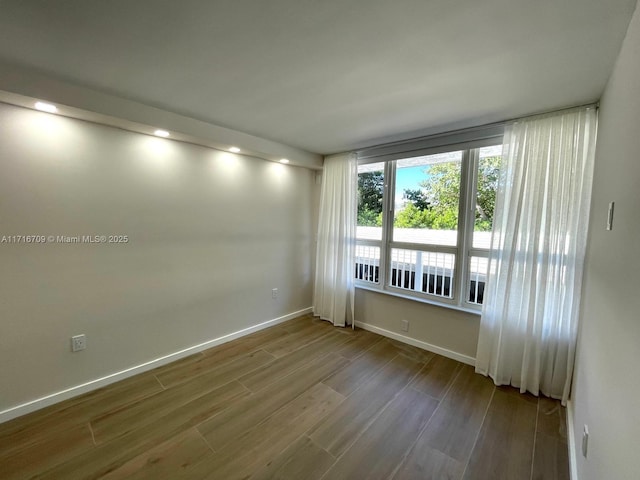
top-left (313, 152), bottom-right (357, 327)
top-left (476, 106), bottom-right (597, 404)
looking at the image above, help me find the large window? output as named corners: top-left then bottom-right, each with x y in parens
top-left (356, 143), bottom-right (502, 310)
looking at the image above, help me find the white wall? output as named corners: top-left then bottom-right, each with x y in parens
top-left (0, 102), bottom-right (316, 415)
top-left (355, 289), bottom-right (479, 362)
top-left (571, 2), bottom-right (640, 479)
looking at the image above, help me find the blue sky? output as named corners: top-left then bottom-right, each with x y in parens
top-left (396, 165), bottom-right (429, 194)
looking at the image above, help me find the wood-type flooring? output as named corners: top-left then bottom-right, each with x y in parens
top-left (0, 314), bottom-right (569, 479)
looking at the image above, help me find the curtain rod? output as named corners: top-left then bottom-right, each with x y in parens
top-left (350, 102), bottom-right (599, 158)
top-left (501, 101), bottom-right (598, 125)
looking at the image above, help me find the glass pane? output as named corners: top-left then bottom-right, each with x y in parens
top-left (468, 256), bottom-right (489, 304)
top-left (393, 151), bottom-right (462, 246)
top-left (389, 248), bottom-right (455, 299)
top-left (473, 145), bottom-right (502, 249)
top-left (357, 162), bottom-right (384, 241)
top-left (355, 244), bottom-right (381, 284)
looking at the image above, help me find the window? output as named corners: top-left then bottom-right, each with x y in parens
top-left (356, 162), bottom-right (384, 284)
top-left (356, 143), bottom-right (502, 310)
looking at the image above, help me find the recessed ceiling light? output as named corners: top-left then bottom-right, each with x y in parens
top-left (34, 102), bottom-right (57, 113)
top-left (279, 158), bottom-right (290, 164)
top-left (229, 147), bottom-right (241, 153)
top-left (154, 129), bottom-right (170, 137)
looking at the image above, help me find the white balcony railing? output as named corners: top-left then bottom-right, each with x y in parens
top-left (356, 228), bottom-right (490, 304)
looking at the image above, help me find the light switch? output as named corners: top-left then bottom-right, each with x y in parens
top-left (606, 202), bottom-right (615, 230)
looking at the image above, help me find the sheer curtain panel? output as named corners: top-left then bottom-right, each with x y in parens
top-left (313, 152), bottom-right (357, 327)
top-left (476, 106), bottom-right (597, 404)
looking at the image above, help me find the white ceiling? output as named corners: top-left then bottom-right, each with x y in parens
top-left (0, 0), bottom-right (636, 155)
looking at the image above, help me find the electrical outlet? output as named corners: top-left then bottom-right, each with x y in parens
top-left (401, 319), bottom-right (409, 332)
top-left (71, 334), bottom-right (86, 352)
top-left (582, 425), bottom-right (589, 458)
top-left (272, 288), bottom-right (278, 299)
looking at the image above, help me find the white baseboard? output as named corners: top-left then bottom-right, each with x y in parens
top-left (354, 320), bottom-right (476, 366)
top-left (0, 307), bottom-right (312, 424)
top-left (566, 399), bottom-right (579, 480)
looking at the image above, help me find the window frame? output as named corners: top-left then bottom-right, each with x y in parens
top-left (355, 138), bottom-right (502, 312)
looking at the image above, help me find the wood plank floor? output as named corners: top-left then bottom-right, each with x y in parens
top-left (0, 314), bottom-right (570, 480)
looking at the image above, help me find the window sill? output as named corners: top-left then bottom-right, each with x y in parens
top-left (355, 284), bottom-right (482, 316)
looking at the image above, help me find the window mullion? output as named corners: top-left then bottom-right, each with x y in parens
top-left (388, 241), bottom-right (457, 255)
top-left (469, 247), bottom-right (490, 257)
top-left (380, 161), bottom-right (396, 290)
top-left (455, 149), bottom-right (474, 306)
top-left (460, 148), bottom-right (480, 306)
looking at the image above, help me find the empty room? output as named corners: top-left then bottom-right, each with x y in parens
top-left (1, 1), bottom-right (639, 479)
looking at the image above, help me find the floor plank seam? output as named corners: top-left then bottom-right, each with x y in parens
top-left (323, 345), bottom-right (402, 401)
top-left (252, 378), bottom-right (347, 442)
top-left (407, 356), bottom-right (430, 382)
top-left (153, 374), bottom-right (167, 390)
top-left (306, 434), bottom-right (336, 459)
top-left (263, 328), bottom-right (339, 359)
top-left (530, 395), bottom-right (540, 480)
top-left (408, 385), bottom-right (440, 404)
top-left (407, 362), bottom-right (466, 442)
top-left (225, 348), bottom-right (282, 391)
top-left (424, 360), bottom-right (463, 401)
top-left (88, 421), bottom-right (97, 447)
top-left (196, 426), bottom-right (216, 454)
top-left (460, 385), bottom-right (496, 479)
top-left (315, 369), bottom-right (416, 479)
top-left (194, 376), bottom-right (339, 463)
top-left (387, 389), bottom-right (441, 480)
top-left (236, 378), bottom-right (253, 392)
top-left (89, 380), bottom-right (246, 446)
top-left (158, 348), bottom-right (278, 391)
top-left (316, 381), bottom-right (417, 480)
top-left (383, 365), bottom-right (454, 480)
top-left (321, 382), bottom-right (349, 399)
top-left (344, 335), bottom-right (384, 361)
top-left (421, 351), bottom-right (436, 368)
top-left (264, 327), bottom-right (325, 352)
top-left (189, 383), bottom-right (253, 435)
top-left (317, 456), bottom-right (338, 480)
top-left (233, 347), bottom-right (314, 393)
top-left (157, 350), bottom-right (277, 402)
top-left (325, 348), bottom-right (390, 397)
top-left (243, 351), bottom-right (339, 395)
